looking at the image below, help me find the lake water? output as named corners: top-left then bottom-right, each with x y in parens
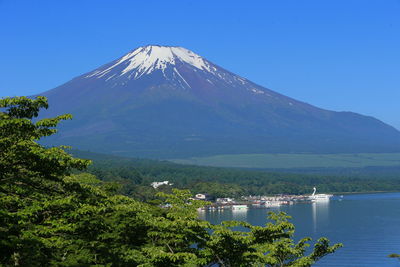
top-left (199, 192), bottom-right (400, 266)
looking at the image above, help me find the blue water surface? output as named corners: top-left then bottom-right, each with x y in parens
top-left (199, 192), bottom-right (400, 267)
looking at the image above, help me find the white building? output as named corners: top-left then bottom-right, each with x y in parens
top-left (151, 181), bottom-right (172, 189)
top-left (216, 198), bottom-right (234, 204)
top-left (195, 193), bottom-right (207, 200)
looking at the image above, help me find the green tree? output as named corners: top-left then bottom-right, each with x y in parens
top-left (0, 96), bottom-right (153, 266)
top-left (0, 96), bottom-right (90, 265)
top-left (0, 96), bottom-right (342, 266)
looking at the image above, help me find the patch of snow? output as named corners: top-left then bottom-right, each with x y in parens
top-left (173, 67), bottom-right (191, 88)
top-left (85, 70), bottom-right (101, 78)
top-left (251, 88), bottom-right (265, 94)
top-left (237, 77), bottom-right (246, 85)
top-left (105, 74), bottom-right (116, 81)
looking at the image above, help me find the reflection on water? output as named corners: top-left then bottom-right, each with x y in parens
top-left (312, 201), bottom-right (330, 234)
top-left (312, 202), bottom-right (316, 233)
top-left (231, 208), bottom-right (248, 221)
top-left (199, 208), bottom-right (248, 221)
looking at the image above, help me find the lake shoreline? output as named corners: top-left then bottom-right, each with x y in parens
top-left (331, 190), bottom-right (400, 195)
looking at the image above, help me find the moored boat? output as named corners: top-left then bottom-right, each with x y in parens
top-left (309, 187), bottom-right (333, 202)
top-left (232, 205), bottom-right (248, 210)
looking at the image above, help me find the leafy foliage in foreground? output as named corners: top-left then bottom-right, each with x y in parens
top-left (0, 96), bottom-right (341, 266)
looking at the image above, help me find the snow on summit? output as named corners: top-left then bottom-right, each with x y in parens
top-left (87, 45), bottom-right (212, 80)
top-left (84, 45), bottom-right (269, 96)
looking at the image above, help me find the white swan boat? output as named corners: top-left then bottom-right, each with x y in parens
top-left (309, 187), bottom-right (333, 202)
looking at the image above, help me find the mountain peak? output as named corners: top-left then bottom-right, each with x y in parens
top-left (87, 45), bottom-right (212, 80)
top-left (41, 46), bottom-right (400, 158)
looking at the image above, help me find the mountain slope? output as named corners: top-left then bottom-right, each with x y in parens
top-left (38, 45), bottom-right (400, 158)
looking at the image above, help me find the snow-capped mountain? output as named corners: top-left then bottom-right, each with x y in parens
top-left (86, 46), bottom-right (214, 82)
top-left (39, 45), bottom-right (400, 158)
top-left (81, 45), bottom-right (278, 98)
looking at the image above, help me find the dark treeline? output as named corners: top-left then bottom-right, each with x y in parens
top-left (71, 150), bottom-right (400, 200)
top-left (262, 165), bottom-right (400, 179)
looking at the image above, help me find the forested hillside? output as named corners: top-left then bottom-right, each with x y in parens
top-left (70, 150), bottom-right (400, 200)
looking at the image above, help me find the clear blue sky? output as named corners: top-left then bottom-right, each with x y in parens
top-left (1, 0), bottom-right (399, 128)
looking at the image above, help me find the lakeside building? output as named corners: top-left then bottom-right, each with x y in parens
top-left (150, 181), bottom-right (172, 189)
